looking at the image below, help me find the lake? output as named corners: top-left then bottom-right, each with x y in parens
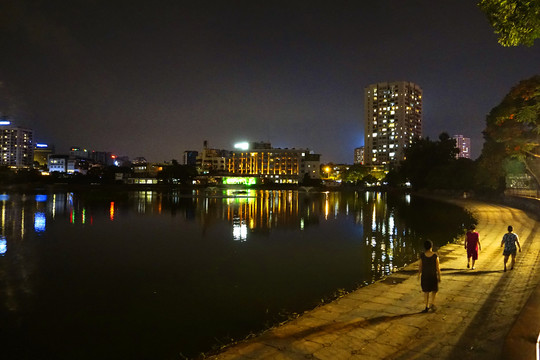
top-left (0, 189), bottom-right (474, 359)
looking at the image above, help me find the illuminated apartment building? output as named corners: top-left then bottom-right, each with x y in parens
top-left (364, 82), bottom-right (422, 167)
top-left (453, 135), bottom-right (471, 159)
top-left (354, 146), bottom-right (364, 165)
top-left (0, 119), bottom-right (34, 168)
top-left (227, 142), bottom-right (320, 184)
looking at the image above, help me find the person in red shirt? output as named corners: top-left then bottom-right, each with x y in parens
top-left (464, 225), bottom-right (482, 269)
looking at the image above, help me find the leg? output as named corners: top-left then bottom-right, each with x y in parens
top-left (422, 292), bottom-right (429, 312)
top-left (510, 253), bottom-right (516, 269)
top-left (503, 255), bottom-right (509, 271)
top-left (467, 255), bottom-right (470, 268)
top-left (430, 291), bottom-right (437, 308)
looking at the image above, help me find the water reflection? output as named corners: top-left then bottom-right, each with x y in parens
top-left (0, 189), bottom-right (474, 360)
top-left (0, 191), bottom-right (472, 271)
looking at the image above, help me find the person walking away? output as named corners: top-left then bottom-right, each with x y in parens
top-left (418, 240), bottom-right (441, 313)
top-left (464, 225), bottom-right (481, 269)
top-left (501, 225), bottom-right (521, 272)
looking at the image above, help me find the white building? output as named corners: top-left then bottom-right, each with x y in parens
top-left (0, 120), bottom-right (34, 168)
top-left (453, 135), bottom-right (471, 159)
top-left (364, 82), bottom-right (422, 167)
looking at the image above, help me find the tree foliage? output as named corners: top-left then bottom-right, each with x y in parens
top-left (341, 164), bottom-right (371, 184)
top-left (478, 0), bottom-right (540, 46)
top-left (399, 133), bottom-right (461, 190)
top-left (480, 75), bottom-right (540, 188)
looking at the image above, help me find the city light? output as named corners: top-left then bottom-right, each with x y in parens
top-left (234, 142), bottom-right (249, 151)
top-left (0, 120), bottom-right (11, 126)
top-left (36, 143), bottom-right (48, 148)
top-left (0, 236), bottom-right (6, 255)
top-left (223, 177), bottom-right (257, 185)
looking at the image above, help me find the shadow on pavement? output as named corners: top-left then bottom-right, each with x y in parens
top-left (441, 268), bottom-right (503, 275)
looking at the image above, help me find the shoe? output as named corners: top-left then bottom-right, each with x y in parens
top-left (504, 267), bottom-right (506, 272)
top-left (421, 307), bottom-right (429, 313)
top-left (467, 263), bottom-right (470, 268)
top-left (430, 305), bottom-right (437, 312)
top-left (471, 267), bottom-right (475, 270)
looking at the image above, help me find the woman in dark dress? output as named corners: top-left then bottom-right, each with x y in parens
top-left (418, 240), bottom-right (441, 313)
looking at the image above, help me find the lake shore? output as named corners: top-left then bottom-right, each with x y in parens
top-left (207, 196), bottom-right (540, 360)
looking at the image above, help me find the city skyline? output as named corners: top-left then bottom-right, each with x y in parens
top-left (0, 1), bottom-right (539, 163)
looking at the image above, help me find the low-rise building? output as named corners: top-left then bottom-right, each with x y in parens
top-left (227, 141), bottom-right (320, 184)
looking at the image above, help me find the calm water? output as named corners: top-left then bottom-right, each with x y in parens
top-left (0, 189), bottom-right (474, 359)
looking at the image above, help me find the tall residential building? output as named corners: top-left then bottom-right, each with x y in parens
top-left (453, 135), bottom-right (471, 159)
top-left (354, 146), bottom-right (364, 165)
top-left (364, 81), bottom-right (422, 167)
top-left (0, 120), bottom-right (34, 168)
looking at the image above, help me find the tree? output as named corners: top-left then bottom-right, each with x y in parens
top-left (478, 0), bottom-right (540, 46)
top-left (341, 164), bottom-right (371, 184)
top-left (399, 133), bottom-right (459, 190)
top-left (480, 75), bottom-right (540, 189)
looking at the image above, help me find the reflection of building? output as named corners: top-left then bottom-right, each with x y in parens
top-left (354, 147), bottom-right (364, 165)
top-left (0, 120), bottom-right (34, 168)
top-left (227, 142), bottom-right (321, 184)
top-left (364, 81), bottom-right (422, 167)
top-left (453, 135), bottom-right (471, 159)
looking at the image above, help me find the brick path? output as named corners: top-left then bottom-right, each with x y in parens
top-left (207, 199), bottom-right (540, 360)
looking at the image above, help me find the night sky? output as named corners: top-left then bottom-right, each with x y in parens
top-left (0, 1), bottom-right (539, 163)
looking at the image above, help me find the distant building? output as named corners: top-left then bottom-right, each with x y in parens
top-left (183, 150), bottom-right (198, 166)
top-left (354, 147), bottom-right (364, 165)
top-left (0, 119), bottom-right (34, 168)
top-left (34, 143), bottom-right (54, 168)
top-left (48, 155), bottom-right (69, 173)
top-left (453, 135), bottom-right (471, 159)
top-left (70, 147), bottom-right (89, 159)
top-left (196, 141), bottom-right (229, 174)
top-left (90, 151), bottom-right (113, 166)
top-left (227, 141), bottom-right (320, 184)
top-left (132, 157), bottom-right (149, 174)
top-left (364, 81), bottom-right (422, 167)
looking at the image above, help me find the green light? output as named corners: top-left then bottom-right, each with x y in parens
top-left (223, 177), bottom-right (257, 185)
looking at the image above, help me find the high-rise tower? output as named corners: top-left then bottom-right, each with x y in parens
top-left (453, 135), bottom-right (471, 159)
top-left (364, 82), bottom-right (422, 167)
top-left (0, 119), bottom-right (34, 168)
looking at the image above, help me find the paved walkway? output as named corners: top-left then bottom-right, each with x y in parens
top-left (207, 198), bottom-right (540, 360)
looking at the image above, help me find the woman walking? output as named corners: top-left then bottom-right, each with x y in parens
top-left (418, 240), bottom-right (441, 313)
top-left (464, 225), bottom-right (481, 269)
top-left (501, 225), bottom-right (521, 271)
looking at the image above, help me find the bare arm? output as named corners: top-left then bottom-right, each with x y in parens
top-left (436, 256), bottom-right (441, 282)
top-left (516, 235), bottom-right (522, 252)
top-left (418, 257), bottom-right (422, 279)
top-left (478, 237), bottom-right (481, 251)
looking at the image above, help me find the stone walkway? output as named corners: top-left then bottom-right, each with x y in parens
top-left (207, 198), bottom-right (540, 360)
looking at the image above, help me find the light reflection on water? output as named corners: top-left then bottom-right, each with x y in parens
top-left (0, 189), bottom-right (474, 359)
